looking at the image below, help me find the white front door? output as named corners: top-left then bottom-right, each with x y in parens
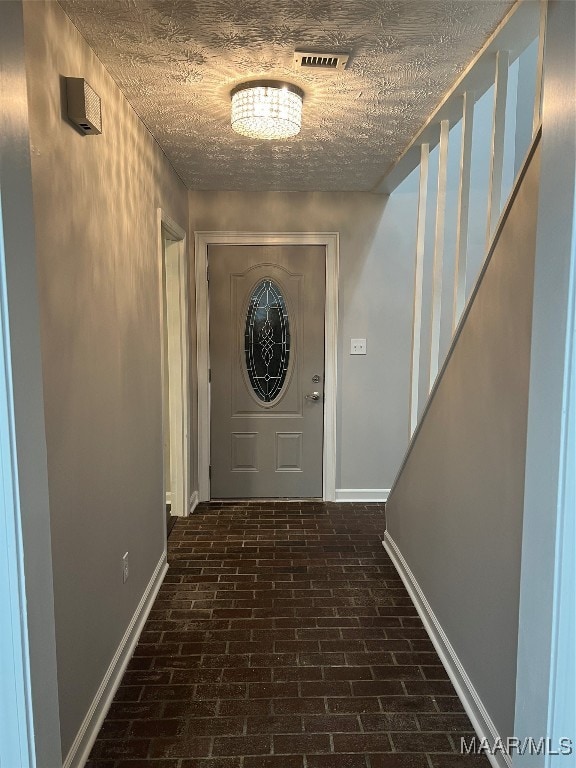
top-left (208, 244), bottom-right (326, 498)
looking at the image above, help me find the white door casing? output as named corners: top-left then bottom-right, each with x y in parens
top-left (158, 210), bottom-right (190, 518)
top-left (195, 232), bottom-right (339, 502)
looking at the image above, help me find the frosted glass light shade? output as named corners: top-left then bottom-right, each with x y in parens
top-left (231, 81), bottom-right (304, 140)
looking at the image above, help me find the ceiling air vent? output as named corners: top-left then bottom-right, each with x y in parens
top-left (294, 51), bottom-right (350, 71)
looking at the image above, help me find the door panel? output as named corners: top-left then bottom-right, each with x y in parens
top-left (209, 244), bottom-right (325, 498)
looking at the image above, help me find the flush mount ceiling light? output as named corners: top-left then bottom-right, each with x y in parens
top-left (230, 80), bottom-right (304, 140)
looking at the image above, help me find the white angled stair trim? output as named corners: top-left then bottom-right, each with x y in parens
top-left (63, 553), bottom-right (168, 768)
top-left (335, 489), bottom-right (389, 502)
top-left (189, 490), bottom-right (199, 514)
top-left (383, 532), bottom-right (510, 768)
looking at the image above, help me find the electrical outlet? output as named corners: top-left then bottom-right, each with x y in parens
top-left (350, 338), bottom-right (367, 355)
top-left (122, 552), bottom-right (129, 583)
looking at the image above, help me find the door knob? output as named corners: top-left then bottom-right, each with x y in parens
top-left (306, 391), bottom-right (321, 401)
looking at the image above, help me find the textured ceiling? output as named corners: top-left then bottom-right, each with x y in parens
top-left (59, 0), bottom-right (515, 192)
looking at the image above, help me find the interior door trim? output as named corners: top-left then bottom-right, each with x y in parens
top-left (195, 232), bottom-right (339, 502)
top-left (158, 209), bottom-right (190, 519)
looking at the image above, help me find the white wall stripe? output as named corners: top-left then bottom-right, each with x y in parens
top-left (429, 120), bottom-right (450, 389)
top-left (486, 50), bottom-right (510, 244)
top-left (533, 0), bottom-right (547, 135)
top-left (453, 92), bottom-right (474, 331)
top-left (409, 143), bottom-right (429, 435)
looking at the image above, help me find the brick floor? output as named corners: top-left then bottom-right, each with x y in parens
top-left (86, 502), bottom-right (489, 767)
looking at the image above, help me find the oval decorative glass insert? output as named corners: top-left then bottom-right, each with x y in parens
top-left (244, 279), bottom-right (291, 403)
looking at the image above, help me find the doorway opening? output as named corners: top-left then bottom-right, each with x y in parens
top-left (208, 245), bottom-right (326, 499)
top-left (195, 232), bottom-right (339, 502)
top-left (158, 211), bottom-right (190, 526)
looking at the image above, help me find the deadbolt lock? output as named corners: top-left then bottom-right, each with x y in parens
top-left (312, 374), bottom-right (321, 383)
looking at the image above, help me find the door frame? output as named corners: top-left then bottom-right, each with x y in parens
top-left (157, 210), bottom-right (191, 517)
top-left (195, 231), bottom-right (339, 502)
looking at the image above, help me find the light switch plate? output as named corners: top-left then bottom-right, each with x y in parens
top-left (351, 338), bottom-right (367, 355)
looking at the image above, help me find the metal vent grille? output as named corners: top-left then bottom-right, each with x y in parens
top-left (294, 51), bottom-right (349, 71)
top-left (83, 82), bottom-right (102, 132)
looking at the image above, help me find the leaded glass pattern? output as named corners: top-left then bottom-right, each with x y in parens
top-left (244, 279), bottom-right (291, 403)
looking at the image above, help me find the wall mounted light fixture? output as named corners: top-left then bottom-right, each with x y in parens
top-left (65, 77), bottom-right (102, 135)
top-left (230, 80), bottom-right (304, 140)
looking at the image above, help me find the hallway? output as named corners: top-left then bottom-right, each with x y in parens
top-left (86, 503), bottom-right (489, 767)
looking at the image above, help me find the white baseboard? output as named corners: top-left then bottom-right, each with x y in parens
top-left (63, 553), bottom-right (168, 768)
top-left (189, 490), bottom-right (199, 514)
top-left (335, 488), bottom-right (390, 502)
top-left (165, 491), bottom-right (172, 505)
top-left (383, 532), bottom-right (510, 768)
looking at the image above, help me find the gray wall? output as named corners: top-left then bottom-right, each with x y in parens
top-left (385, 141), bottom-right (541, 741)
top-left (0, 2), bottom-right (62, 764)
top-left (189, 187), bottom-right (418, 492)
top-left (514, 2), bottom-right (576, 762)
top-left (23, 0), bottom-right (189, 757)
